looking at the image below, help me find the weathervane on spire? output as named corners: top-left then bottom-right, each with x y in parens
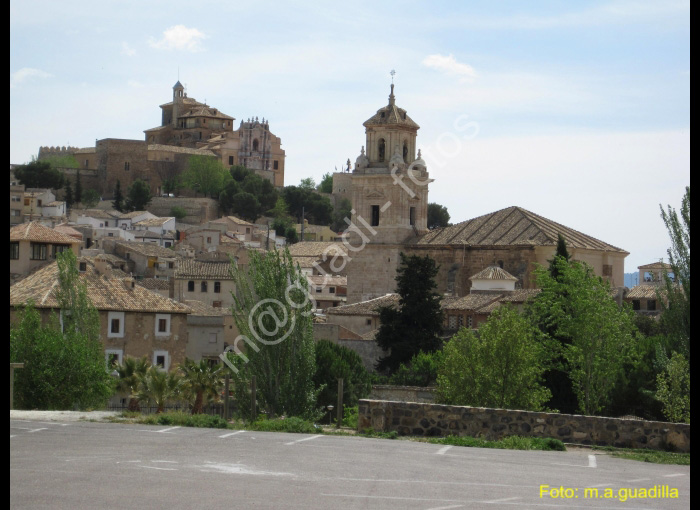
top-left (390, 69), bottom-right (396, 83)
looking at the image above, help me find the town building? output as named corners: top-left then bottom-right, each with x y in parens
top-left (10, 222), bottom-right (82, 279)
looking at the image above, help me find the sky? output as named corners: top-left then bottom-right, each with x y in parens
top-left (10, 1), bottom-right (689, 273)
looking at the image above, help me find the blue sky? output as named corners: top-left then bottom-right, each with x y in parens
top-left (10, 1), bottom-right (689, 272)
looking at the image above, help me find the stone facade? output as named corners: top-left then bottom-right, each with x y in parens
top-left (358, 400), bottom-right (690, 452)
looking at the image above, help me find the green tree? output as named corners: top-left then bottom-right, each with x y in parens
top-left (183, 155), bottom-right (231, 198)
top-left (530, 259), bottom-right (638, 415)
top-left (436, 306), bottom-right (552, 411)
top-left (125, 179), bottom-right (152, 212)
top-left (10, 251), bottom-right (112, 410)
top-left (180, 359), bottom-right (223, 414)
top-left (313, 340), bottom-right (372, 410)
top-left (318, 173), bottom-right (333, 194)
top-left (170, 206), bottom-right (188, 220)
top-left (113, 180), bottom-right (124, 212)
top-left (331, 198), bottom-right (352, 233)
top-left (230, 191), bottom-right (262, 222)
top-left (389, 350), bottom-right (444, 387)
top-left (14, 160), bottom-right (65, 189)
top-left (41, 154), bottom-right (80, 169)
top-left (548, 233), bottom-right (572, 279)
top-left (137, 366), bottom-right (182, 413)
top-left (659, 186), bottom-right (690, 359)
top-left (81, 188), bottom-right (101, 208)
top-left (427, 203), bottom-right (451, 230)
top-left (75, 170), bottom-right (83, 204)
top-left (375, 253), bottom-right (444, 373)
top-left (281, 186), bottom-right (333, 226)
top-left (299, 177), bottom-right (316, 190)
top-left (285, 226), bottom-right (299, 244)
top-left (64, 180), bottom-right (74, 209)
top-left (226, 249), bottom-right (318, 418)
top-left (114, 356), bottom-right (151, 411)
top-left (655, 352), bottom-right (690, 423)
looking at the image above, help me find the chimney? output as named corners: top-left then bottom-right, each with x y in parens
top-left (94, 255), bottom-right (112, 278)
top-left (123, 277), bottom-right (136, 291)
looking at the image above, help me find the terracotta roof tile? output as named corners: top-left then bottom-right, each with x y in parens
top-left (326, 294), bottom-right (400, 316)
top-left (10, 222), bottom-right (82, 245)
top-left (175, 259), bottom-right (235, 280)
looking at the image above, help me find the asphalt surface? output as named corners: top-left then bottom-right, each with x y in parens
top-left (10, 417), bottom-right (690, 509)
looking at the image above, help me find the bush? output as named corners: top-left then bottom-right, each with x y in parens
top-left (248, 417), bottom-right (321, 434)
top-left (314, 340), bottom-right (372, 410)
top-left (389, 350), bottom-right (443, 387)
top-left (170, 206), bottom-right (187, 220)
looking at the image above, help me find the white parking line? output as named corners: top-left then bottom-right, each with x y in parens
top-left (138, 465), bottom-right (177, 471)
top-left (285, 434), bottom-right (322, 446)
top-left (588, 455), bottom-right (597, 468)
top-left (482, 497), bottom-right (520, 504)
top-left (157, 426), bottom-right (181, 433)
top-left (436, 446), bottom-right (453, 455)
top-left (219, 430), bottom-right (245, 439)
top-left (664, 473), bottom-right (686, 478)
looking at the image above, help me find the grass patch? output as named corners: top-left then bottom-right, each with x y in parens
top-left (114, 411), bottom-right (229, 429)
top-left (427, 435), bottom-right (566, 451)
top-left (592, 446), bottom-right (690, 465)
top-left (245, 417), bottom-right (322, 434)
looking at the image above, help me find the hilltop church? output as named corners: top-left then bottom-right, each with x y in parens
top-left (325, 85), bottom-right (628, 304)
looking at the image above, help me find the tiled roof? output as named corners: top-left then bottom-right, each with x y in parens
top-left (79, 209), bottom-right (120, 220)
top-left (413, 206), bottom-right (627, 253)
top-left (626, 285), bottom-right (665, 299)
top-left (53, 224), bottom-right (84, 239)
top-left (184, 300), bottom-right (229, 317)
top-left (175, 259), bottom-right (235, 280)
top-left (442, 293), bottom-right (500, 312)
top-left (307, 275), bottom-right (347, 286)
top-left (118, 210), bottom-right (150, 219)
top-left (114, 241), bottom-right (179, 259)
top-left (363, 86), bottom-right (420, 129)
top-left (497, 289), bottom-right (541, 303)
top-left (10, 262), bottom-right (191, 314)
top-left (287, 241), bottom-right (347, 258)
top-left (469, 266), bottom-right (518, 281)
top-left (134, 231), bottom-right (175, 240)
top-left (291, 256), bottom-right (320, 268)
top-left (137, 278), bottom-right (171, 291)
top-left (10, 222), bottom-right (82, 245)
top-left (211, 216), bottom-right (256, 227)
top-left (638, 262), bottom-right (672, 270)
top-left (326, 293), bottom-right (400, 316)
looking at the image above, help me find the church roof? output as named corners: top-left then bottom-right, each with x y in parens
top-left (363, 85), bottom-right (420, 130)
top-left (413, 206), bottom-right (627, 253)
top-left (469, 266), bottom-right (518, 281)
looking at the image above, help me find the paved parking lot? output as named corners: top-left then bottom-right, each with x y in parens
top-left (11, 417), bottom-right (690, 509)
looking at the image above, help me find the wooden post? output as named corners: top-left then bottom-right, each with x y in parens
top-left (336, 378), bottom-right (344, 428)
top-left (224, 373), bottom-right (230, 421)
top-left (10, 363), bottom-right (25, 410)
top-left (250, 376), bottom-right (257, 422)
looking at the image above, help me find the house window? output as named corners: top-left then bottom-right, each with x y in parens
top-left (212, 301), bottom-right (222, 308)
top-left (155, 314), bottom-right (171, 336)
top-left (107, 312), bottom-right (125, 338)
top-left (448, 315), bottom-right (458, 329)
top-left (188, 281), bottom-right (195, 292)
top-left (124, 162), bottom-right (130, 171)
top-left (30, 243), bottom-right (47, 260)
top-left (316, 287), bottom-right (323, 293)
top-left (329, 287), bottom-right (336, 294)
top-left (79, 262), bottom-right (87, 272)
top-left (366, 319), bottom-right (372, 326)
top-left (168, 262), bottom-right (174, 269)
top-left (603, 264), bottom-right (613, 277)
top-left (229, 156), bottom-right (234, 165)
top-left (105, 349), bottom-right (123, 368)
top-left (647, 299), bottom-right (657, 311)
top-left (632, 300), bottom-right (641, 311)
top-left (274, 160), bottom-right (279, 170)
top-left (85, 159), bottom-right (89, 168)
top-left (10, 242), bottom-right (19, 260)
top-left (214, 282), bottom-right (221, 293)
top-left (201, 282), bottom-right (208, 292)
top-left (206, 237), bottom-right (212, 244)
top-left (153, 351), bottom-right (169, 371)
top-left (467, 316), bottom-right (473, 328)
top-left (24, 198), bottom-right (30, 206)
top-left (409, 207), bottom-right (416, 226)
top-left (52, 245), bottom-right (69, 258)
top-left (371, 205), bottom-right (380, 227)
top-left (458, 315), bottom-right (464, 327)
top-left (378, 138), bottom-right (386, 162)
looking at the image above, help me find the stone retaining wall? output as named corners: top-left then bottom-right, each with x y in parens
top-left (358, 400), bottom-right (690, 452)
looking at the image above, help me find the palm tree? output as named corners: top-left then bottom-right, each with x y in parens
top-left (137, 366), bottom-right (181, 413)
top-left (114, 356), bottom-right (150, 411)
top-left (180, 359), bottom-right (223, 414)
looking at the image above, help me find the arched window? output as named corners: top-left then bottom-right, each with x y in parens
top-left (403, 141), bottom-right (409, 163)
top-left (253, 139), bottom-right (259, 152)
top-left (378, 138), bottom-right (386, 162)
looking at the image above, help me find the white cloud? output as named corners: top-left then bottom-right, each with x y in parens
top-left (148, 25), bottom-right (207, 52)
top-left (121, 42), bottom-right (136, 57)
top-left (422, 54), bottom-right (476, 82)
top-left (10, 67), bottom-right (52, 88)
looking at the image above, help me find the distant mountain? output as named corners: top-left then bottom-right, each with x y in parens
top-left (624, 272), bottom-right (639, 288)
